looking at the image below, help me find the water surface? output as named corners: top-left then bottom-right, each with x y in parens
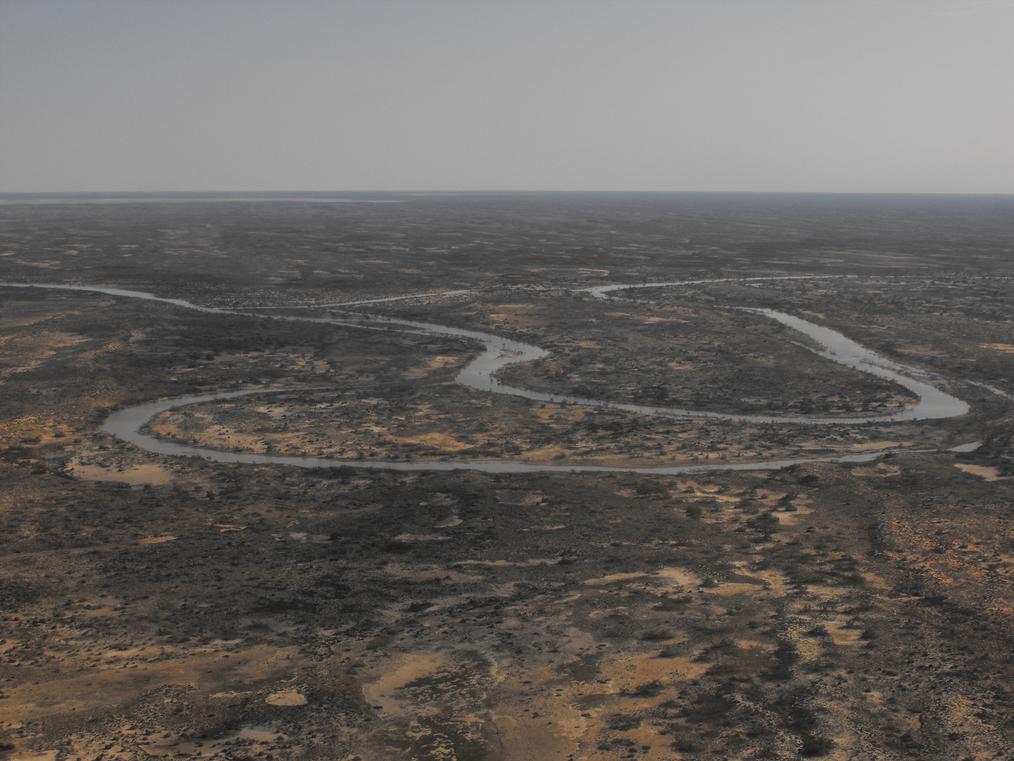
top-left (2, 279), bottom-right (972, 474)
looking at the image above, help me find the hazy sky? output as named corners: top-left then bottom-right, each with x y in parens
top-left (2, 0), bottom-right (1012, 193)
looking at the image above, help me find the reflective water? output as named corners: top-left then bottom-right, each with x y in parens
top-left (103, 389), bottom-right (922, 475)
top-left (2, 279), bottom-right (973, 474)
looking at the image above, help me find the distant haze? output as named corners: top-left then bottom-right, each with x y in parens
top-left (2, 0), bottom-right (1012, 194)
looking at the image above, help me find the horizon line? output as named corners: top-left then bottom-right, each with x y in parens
top-left (1, 189), bottom-right (1013, 198)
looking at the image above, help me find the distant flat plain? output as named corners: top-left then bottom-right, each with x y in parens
top-left (0, 193), bottom-right (1011, 760)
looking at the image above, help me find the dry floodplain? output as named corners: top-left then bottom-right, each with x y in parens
top-left (0, 194), bottom-right (1012, 760)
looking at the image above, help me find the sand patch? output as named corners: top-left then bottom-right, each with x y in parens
top-left (979, 342), bottom-right (1014, 353)
top-left (735, 639), bottom-right (778, 653)
top-left (748, 568), bottom-right (791, 596)
top-left (137, 725), bottom-right (283, 758)
top-left (954, 463), bottom-right (1007, 481)
top-left (387, 432), bottom-right (474, 452)
top-left (514, 491), bottom-right (548, 507)
top-left (138, 535), bottom-right (177, 545)
top-left (490, 689), bottom-right (586, 760)
top-left (533, 404), bottom-right (588, 424)
top-left (402, 354), bottom-right (461, 379)
top-left (488, 304), bottom-right (536, 325)
top-left (656, 566), bottom-right (703, 588)
top-left (604, 311), bottom-right (687, 324)
top-left (899, 344), bottom-right (946, 357)
top-left (584, 567), bottom-right (703, 593)
top-left (0, 644), bottom-right (302, 722)
top-left (771, 497), bottom-right (816, 526)
top-left (753, 488), bottom-right (789, 505)
top-left (252, 404), bottom-right (289, 419)
top-left (584, 571), bottom-right (649, 587)
top-left (0, 415), bottom-right (73, 446)
top-left (362, 652), bottom-right (450, 717)
top-left (598, 648), bottom-right (709, 691)
top-left (393, 533), bottom-right (450, 543)
top-left (848, 440), bottom-right (903, 452)
top-left (672, 480), bottom-right (740, 503)
top-left (707, 580), bottom-right (766, 596)
top-left (521, 445), bottom-right (572, 462)
top-left (69, 460), bottom-right (172, 486)
top-left (804, 584), bottom-right (852, 602)
top-left (825, 617), bottom-right (864, 647)
top-left (622, 723), bottom-right (678, 761)
top-left (0, 332), bottom-right (89, 377)
top-left (265, 688), bottom-right (306, 706)
top-left (434, 512), bottom-right (463, 528)
top-left (853, 462), bottom-right (902, 478)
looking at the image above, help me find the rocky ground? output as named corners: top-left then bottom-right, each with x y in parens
top-left (1, 194), bottom-right (1012, 760)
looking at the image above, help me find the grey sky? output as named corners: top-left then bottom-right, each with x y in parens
top-left (1, 0), bottom-right (1012, 193)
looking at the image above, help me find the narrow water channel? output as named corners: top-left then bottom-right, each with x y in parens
top-left (2, 279), bottom-right (972, 474)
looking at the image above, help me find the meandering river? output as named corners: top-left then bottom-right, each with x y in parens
top-left (2, 278), bottom-right (974, 475)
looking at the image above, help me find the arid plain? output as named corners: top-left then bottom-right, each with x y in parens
top-left (1, 193), bottom-right (1012, 760)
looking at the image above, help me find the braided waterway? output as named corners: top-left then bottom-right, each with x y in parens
top-left (2, 279), bottom-right (975, 475)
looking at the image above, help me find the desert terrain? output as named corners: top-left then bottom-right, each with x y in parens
top-left (0, 193), bottom-right (1011, 760)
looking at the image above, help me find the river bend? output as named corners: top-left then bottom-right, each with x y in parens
top-left (1, 279), bottom-right (972, 475)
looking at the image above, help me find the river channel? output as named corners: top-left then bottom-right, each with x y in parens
top-left (1, 279), bottom-right (973, 474)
